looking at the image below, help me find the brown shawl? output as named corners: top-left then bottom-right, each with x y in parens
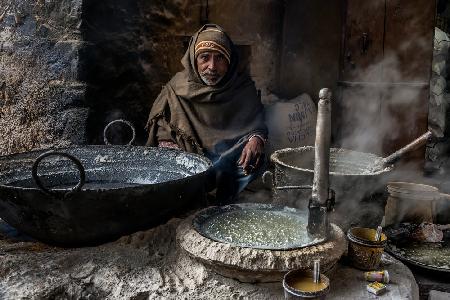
top-left (145, 24), bottom-right (267, 155)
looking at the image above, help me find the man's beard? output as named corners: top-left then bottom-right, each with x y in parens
top-left (200, 70), bottom-right (224, 86)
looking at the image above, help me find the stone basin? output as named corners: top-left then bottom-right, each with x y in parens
top-left (177, 209), bottom-right (347, 283)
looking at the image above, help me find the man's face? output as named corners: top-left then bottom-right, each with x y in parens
top-left (196, 50), bottom-right (229, 86)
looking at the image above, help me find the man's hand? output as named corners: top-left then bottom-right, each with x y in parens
top-left (158, 140), bottom-right (181, 150)
top-left (238, 136), bottom-right (265, 175)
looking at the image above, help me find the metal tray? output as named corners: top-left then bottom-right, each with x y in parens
top-left (384, 224), bottom-right (450, 273)
top-left (192, 203), bottom-right (326, 250)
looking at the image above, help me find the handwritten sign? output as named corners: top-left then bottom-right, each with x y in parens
top-left (265, 93), bottom-right (317, 154)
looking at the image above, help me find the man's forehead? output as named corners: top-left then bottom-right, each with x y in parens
top-left (198, 50), bottom-right (224, 57)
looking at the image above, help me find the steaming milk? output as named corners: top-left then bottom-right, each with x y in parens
top-left (201, 209), bottom-right (319, 249)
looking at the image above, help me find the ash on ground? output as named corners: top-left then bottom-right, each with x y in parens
top-left (0, 218), bottom-right (283, 300)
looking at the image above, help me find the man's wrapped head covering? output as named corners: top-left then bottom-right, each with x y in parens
top-left (195, 28), bottom-right (232, 64)
top-left (184, 24), bottom-right (238, 86)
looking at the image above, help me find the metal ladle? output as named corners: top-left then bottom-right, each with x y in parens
top-left (370, 130), bottom-right (433, 172)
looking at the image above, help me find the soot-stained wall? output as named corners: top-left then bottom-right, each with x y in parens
top-left (82, 0), bottom-right (284, 145)
top-left (0, 0), bottom-right (331, 151)
top-left (0, 0), bottom-right (284, 151)
top-left (0, 0), bottom-right (88, 155)
top-left (81, 0), bottom-right (184, 145)
top-left (278, 0), bottom-right (342, 100)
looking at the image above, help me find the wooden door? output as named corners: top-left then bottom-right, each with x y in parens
top-left (340, 0), bottom-right (385, 82)
top-left (337, 0), bottom-right (435, 167)
top-left (381, 0), bottom-right (435, 163)
top-left (336, 0), bottom-right (386, 155)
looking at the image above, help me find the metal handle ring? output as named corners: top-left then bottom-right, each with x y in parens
top-left (262, 170), bottom-right (274, 187)
top-left (103, 119), bottom-right (136, 146)
top-left (32, 151), bottom-right (86, 197)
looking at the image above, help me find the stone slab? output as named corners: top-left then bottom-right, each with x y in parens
top-left (429, 290), bottom-right (450, 300)
top-left (409, 264), bottom-right (450, 300)
top-left (330, 254), bottom-right (419, 300)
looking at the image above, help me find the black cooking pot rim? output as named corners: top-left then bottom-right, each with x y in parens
top-left (0, 145), bottom-right (212, 191)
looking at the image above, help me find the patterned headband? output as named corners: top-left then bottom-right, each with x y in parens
top-left (195, 41), bottom-right (231, 64)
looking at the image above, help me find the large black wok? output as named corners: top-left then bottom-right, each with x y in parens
top-left (0, 145), bottom-right (211, 246)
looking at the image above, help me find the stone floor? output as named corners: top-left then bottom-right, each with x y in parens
top-left (0, 216), bottom-right (419, 300)
top-left (0, 218), bottom-right (284, 300)
top-left (0, 174), bottom-right (433, 299)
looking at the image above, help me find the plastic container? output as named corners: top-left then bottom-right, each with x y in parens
top-left (347, 227), bottom-right (387, 270)
top-left (364, 270), bottom-right (390, 283)
top-left (283, 269), bottom-right (330, 299)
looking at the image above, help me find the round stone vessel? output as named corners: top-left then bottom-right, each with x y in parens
top-left (177, 205), bottom-right (347, 283)
top-left (192, 204), bottom-right (327, 250)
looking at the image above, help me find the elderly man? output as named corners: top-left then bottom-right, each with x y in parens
top-left (146, 24), bottom-right (267, 204)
